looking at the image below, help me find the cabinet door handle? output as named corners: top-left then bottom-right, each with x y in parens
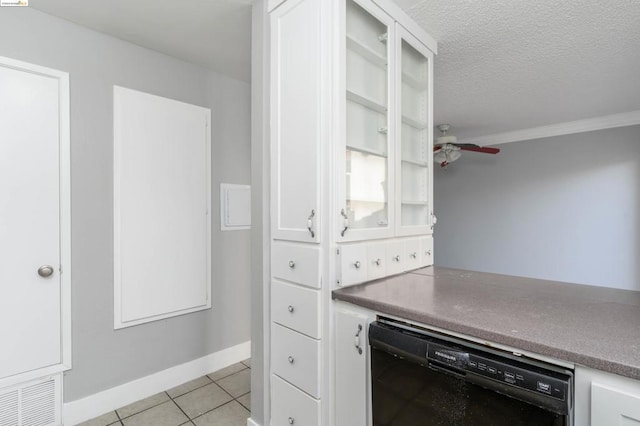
top-left (37, 265), bottom-right (55, 278)
top-left (393, 255), bottom-right (400, 262)
top-left (288, 417), bottom-right (295, 425)
top-left (426, 250), bottom-right (432, 256)
top-left (288, 356), bottom-right (295, 364)
top-left (307, 209), bottom-right (315, 238)
top-left (374, 258), bottom-right (381, 266)
top-left (288, 260), bottom-right (295, 269)
top-left (340, 209), bottom-right (349, 237)
top-left (354, 260), bottom-right (361, 269)
top-left (287, 305), bottom-right (294, 313)
top-left (410, 252), bottom-right (417, 259)
top-left (354, 324), bottom-right (363, 355)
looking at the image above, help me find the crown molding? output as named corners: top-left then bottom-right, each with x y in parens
top-left (457, 110), bottom-right (640, 146)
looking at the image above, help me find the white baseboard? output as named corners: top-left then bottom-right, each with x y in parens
top-left (247, 418), bottom-right (261, 426)
top-left (64, 340), bottom-right (251, 425)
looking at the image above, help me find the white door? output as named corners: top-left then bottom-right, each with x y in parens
top-left (335, 308), bottom-right (370, 426)
top-left (0, 61), bottom-right (64, 379)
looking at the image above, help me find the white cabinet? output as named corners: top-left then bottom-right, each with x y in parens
top-left (272, 241), bottom-right (322, 289)
top-left (338, 237), bottom-right (431, 287)
top-left (272, 280), bottom-right (321, 339)
top-left (338, 0), bottom-right (435, 242)
top-left (396, 26), bottom-right (434, 236)
top-left (267, 0), bottom-right (436, 424)
top-left (334, 305), bottom-right (373, 426)
top-left (272, 374), bottom-right (321, 426)
top-left (592, 383), bottom-right (640, 425)
top-left (340, 0), bottom-right (395, 241)
top-left (575, 366), bottom-right (640, 426)
top-left (272, 323), bottom-right (322, 398)
top-left (270, 0), bottom-right (323, 243)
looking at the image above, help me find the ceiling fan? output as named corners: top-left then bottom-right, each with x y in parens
top-left (433, 124), bottom-right (500, 167)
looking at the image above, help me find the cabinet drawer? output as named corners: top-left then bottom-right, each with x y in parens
top-left (386, 241), bottom-right (405, 275)
top-left (338, 243), bottom-right (368, 287)
top-left (404, 238), bottom-right (421, 271)
top-left (420, 236), bottom-right (433, 267)
top-left (272, 323), bottom-right (321, 398)
top-left (366, 242), bottom-right (386, 280)
top-left (272, 280), bottom-right (321, 339)
top-left (272, 241), bottom-right (321, 289)
top-left (272, 374), bottom-right (320, 426)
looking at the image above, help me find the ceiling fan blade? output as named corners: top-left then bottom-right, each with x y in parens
top-left (454, 143), bottom-right (500, 154)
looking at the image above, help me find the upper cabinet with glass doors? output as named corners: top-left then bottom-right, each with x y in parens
top-left (342, 0), bottom-right (395, 240)
top-left (397, 26), bottom-right (433, 235)
top-left (339, 0), bottom-right (434, 241)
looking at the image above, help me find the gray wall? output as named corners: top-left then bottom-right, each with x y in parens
top-left (0, 8), bottom-right (251, 401)
top-left (434, 125), bottom-right (640, 291)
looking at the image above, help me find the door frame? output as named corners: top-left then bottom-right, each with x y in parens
top-left (0, 55), bottom-right (71, 387)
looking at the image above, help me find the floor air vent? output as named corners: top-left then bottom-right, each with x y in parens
top-left (0, 375), bottom-right (61, 426)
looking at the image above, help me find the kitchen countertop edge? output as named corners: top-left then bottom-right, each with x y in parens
top-left (332, 267), bottom-right (640, 381)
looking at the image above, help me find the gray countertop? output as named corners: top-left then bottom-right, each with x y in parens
top-left (332, 266), bottom-right (640, 380)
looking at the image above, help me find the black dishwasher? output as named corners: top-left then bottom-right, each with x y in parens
top-left (369, 318), bottom-right (573, 426)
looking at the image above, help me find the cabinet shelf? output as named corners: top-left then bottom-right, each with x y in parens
top-left (401, 158), bottom-right (428, 167)
top-left (346, 144), bottom-right (387, 157)
top-left (346, 90), bottom-right (387, 114)
top-left (346, 34), bottom-right (387, 67)
top-left (401, 200), bottom-right (428, 206)
top-left (347, 198), bottom-right (387, 204)
top-left (402, 71), bottom-right (427, 90)
top-left (402, 114), bottom-right (428, 130)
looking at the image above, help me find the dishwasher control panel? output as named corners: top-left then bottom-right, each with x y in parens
top-left (427, 341), bottom-right (569, 401)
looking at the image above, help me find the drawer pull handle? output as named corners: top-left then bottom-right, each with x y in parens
top-left (354, 260), bottom-right (361, 269)
top-left (288, 260), bottom-right (295, 269)
top-left (354, 324), bottom-right (363, 355)
top-left (307, 209), bottom-right (315, 238)
top-left (287, 305), bottom-right (294, 313)
top-left (288, 417), bottom-right (295, 425)
top-left (288, 356), bottom-right (295, 364)
top-left (340, 209), bottom-right (349, 237)
top-left (410, 252), bottom-right (417, 259)
top-left (374, 258), bottom-right (381, 266)
top-left (393, 255), bottom-right (400, 262)
top-left (426, 250), bottom-right (432, 256)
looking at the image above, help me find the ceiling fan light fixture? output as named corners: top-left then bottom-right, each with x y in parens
top-left (436, 134), bottom-right (457, 145)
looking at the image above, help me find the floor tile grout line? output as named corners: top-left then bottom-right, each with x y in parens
top-left (167, 377), bottom-right (214, 400)
top-left (235, 390), bottom-right (251, 410)
top-left (189, 398), bottom-right (244, 423)
top-left (210, 379), bottom-right (239, 403)
top-left (170, 398), bottom-right (192, 424)
top-left (206, 364), bottom-right (249, 382)
top-left (116, 395), bottom-right (172, 421)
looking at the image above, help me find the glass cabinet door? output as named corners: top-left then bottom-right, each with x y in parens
top-left (397, 27), bottom-right (432, 232)
top-left (344, 0), bottom-right (393, 237)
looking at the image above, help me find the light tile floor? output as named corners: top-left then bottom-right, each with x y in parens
top-left (78, 359), bottom-right (251, 426)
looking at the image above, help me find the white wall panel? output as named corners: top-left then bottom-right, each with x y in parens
top-left (114, 86), bottom-right (211, 328)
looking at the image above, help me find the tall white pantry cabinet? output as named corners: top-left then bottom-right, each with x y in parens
top-left (267, 0), bottom-right (437, 424)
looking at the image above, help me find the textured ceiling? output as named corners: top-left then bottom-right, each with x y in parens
top-left (29, 0), bottom-right (640, 141)
top-left (30, 0), bottom-right (252, 82)
top-left (395, 0), bottom-right (640, 140)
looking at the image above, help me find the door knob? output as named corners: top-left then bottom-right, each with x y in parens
top-left (38, 265), bottom-right (55, 278)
